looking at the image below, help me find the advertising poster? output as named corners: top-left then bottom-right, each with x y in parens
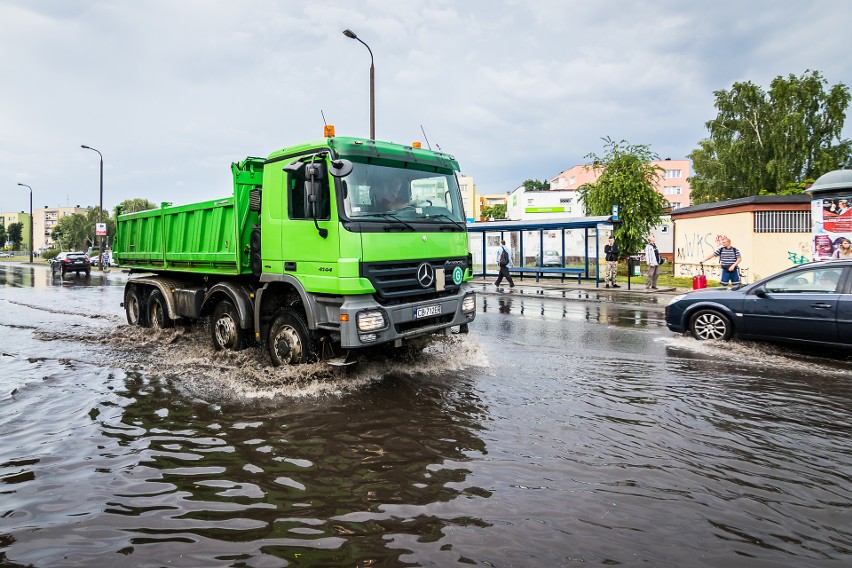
top-left (813, 197), bottom-right (852, 259)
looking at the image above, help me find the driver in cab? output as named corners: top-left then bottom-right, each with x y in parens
top-left (378, 179), bottom-right (411, 211)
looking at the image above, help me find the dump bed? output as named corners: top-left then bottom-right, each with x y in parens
top-left (113, 158), bottom-right (263, 275)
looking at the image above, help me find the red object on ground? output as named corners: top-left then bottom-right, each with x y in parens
top-left (693, 266), bottom-right (707, 290)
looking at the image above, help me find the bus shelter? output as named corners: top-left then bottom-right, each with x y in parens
top-left (466, 216), bottom-right (617, 284)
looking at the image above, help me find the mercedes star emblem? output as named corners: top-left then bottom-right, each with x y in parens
top-left (417, 262), bottom-right (435, 288)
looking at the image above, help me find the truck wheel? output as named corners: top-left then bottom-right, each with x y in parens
top-left (125, 287), bottom-right (149, 327)
top-left (689, 309), bottom-right (732, 341)
top-left (211, 300), bottom-right (245, 351)
top-left (268, 308), bottom-right (314, 366)
top-left (148, 290), bottom-right (174, 329)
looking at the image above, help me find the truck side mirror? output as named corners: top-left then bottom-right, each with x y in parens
top-left (329, 159), bottom-right (353, 178)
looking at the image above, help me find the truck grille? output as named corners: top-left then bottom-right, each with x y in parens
top-left (361, 258), bottom-right (467, 304)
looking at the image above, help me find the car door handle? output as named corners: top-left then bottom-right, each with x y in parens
top-left (811, 302), bottom-right (833, 309)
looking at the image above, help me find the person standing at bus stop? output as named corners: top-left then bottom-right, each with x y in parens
top-left (494, 240), bottom-right (515, 288)
top-left (604, 236), bottom-right (620, 288)
top-left (644, 236), bottom-right (661, 289)
top-left (701, 237), bottom-right (742, 287)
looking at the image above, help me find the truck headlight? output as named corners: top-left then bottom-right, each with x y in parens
top-left (462, 293), bottom-right (476, 313)
top-left (357, 310), bottom-right (386, 332)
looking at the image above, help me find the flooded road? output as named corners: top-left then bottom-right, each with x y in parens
top-left (1, 263), bottom-right (851, 567)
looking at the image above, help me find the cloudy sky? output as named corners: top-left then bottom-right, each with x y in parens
top-left (2, 0), bottom-right (851, 214)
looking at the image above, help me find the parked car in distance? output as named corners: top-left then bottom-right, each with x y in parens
top-left (51, 251), bottom-right (91, 276)
top-left (0, 252), bottom-right (13, 258)
top-left (666, 259), bottom-right (851, 349)
top-left (542, 250), bottom-right (562, 267)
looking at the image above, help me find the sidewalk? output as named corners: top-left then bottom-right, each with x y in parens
top-left (469, 275), bottom-right (688, 307)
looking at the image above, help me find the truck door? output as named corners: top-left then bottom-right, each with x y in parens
top-left (282, 159), bottom-right (341, 293)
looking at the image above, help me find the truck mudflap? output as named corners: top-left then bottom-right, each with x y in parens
top-left (336, 286), bottom-right (476, 349)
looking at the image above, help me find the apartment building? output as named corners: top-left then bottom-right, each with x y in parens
top-left (33, 205), bottom-right (89, 252)
top-left (0, 211), bottom-right (32, 250)
top-left (551, 158), bottom-right (692, 210)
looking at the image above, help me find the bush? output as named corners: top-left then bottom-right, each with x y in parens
top-left (42, 249), bottom-right (60, 261)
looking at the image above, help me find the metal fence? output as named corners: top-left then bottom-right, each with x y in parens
top-left (753, 211), bottom-right (811, 233)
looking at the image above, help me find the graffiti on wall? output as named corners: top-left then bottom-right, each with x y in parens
top-left (676, 232), bottom-right (730, 261)
top-left (786, 239), bottom-right (811, 265)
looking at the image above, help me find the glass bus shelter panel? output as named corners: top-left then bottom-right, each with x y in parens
top-left (469, 232), bottom-right (484, 274)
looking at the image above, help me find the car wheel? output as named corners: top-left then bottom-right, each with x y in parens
top-left (268, 308), bottom-right (314, 366)
top-left (147, 290), bottom-right (173, 329)
top-left (84, 268), bottom-right (91, 276)
top-left (125, 287), bottom-right (148, 327)
top-left (211, 300), bottom-right (245, 351)
top-left (689, 309), bottom-right (733, 341)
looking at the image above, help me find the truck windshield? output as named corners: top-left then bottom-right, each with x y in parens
top-left (341, 162), bottom-right (466, 224)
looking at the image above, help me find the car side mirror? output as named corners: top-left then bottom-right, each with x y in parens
top-left (753, 286), bottom-right (766, 298)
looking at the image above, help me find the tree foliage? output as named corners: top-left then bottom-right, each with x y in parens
top-left (480, 204), bottom-right (507, 220)
top-left (51, 208), bottom-right (115, 251)
top-left (116, 198), bottom-right (157, 215)
top-left (522, 179), bottom-right (551, 191)
top-left (578, 138), bottom-right (667, 256)
top-left (0, 224), bottom-right (7, 247)
top-left (6, 222), bottom-right (23, 249)
top-left (689, 70), bottom-right (851, 203)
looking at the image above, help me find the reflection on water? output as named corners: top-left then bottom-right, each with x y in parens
top-left (2, 264), bottom-right (852, 566)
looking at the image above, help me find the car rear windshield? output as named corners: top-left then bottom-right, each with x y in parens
top-left (66, 253), bottom-right (87, 260)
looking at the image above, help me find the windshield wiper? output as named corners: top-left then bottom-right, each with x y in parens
top-left (428, 214), bottom-right (465, 232)
top-left (370, 213), bottom-right (416, 232)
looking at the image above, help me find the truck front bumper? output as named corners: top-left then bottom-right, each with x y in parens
top-left (338, 287), bottom-right (476, 349)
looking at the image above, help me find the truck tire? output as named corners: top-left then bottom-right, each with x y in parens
top-left (211, 300), bottom-right (245, 351)
top-left (148, 290), bottom-right (174, 329)
top-left (268, 308), bottom-right (314, 366)
top-left (125, 287), bottom-right (149, 327)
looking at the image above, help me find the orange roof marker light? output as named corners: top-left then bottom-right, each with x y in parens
top-left (324, 125), bottom-right (336, 138)
top-left (412, 142), bottom-right (422, 149)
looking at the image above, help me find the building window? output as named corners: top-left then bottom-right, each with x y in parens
top-left (569, 176), bottom-right (576, 186)
top-left (664, 169), bottom-right (682, 179)
top-left (664, 186), bottom-right (682, 195)
top-left (754, 211), bottom-right (810, 233)
top-left (669, 202), bottom-right (680, 210)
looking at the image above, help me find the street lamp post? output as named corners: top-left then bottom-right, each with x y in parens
top-left (81, 145), bottom-right (105, 271)
top-left (342, 29), bottom-right (375, 140)
top-left (16, 183), bottom-right (33, 263)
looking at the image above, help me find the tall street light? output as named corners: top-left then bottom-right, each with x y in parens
top-left (343, 29), bottom-right (375, 140)
top-left (81, 144), bottom-right (105, 271)
top-left (16, 183), bottom-right (33, 264)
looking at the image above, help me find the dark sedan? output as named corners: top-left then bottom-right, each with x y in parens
top-left (666, 259), bottom-right (851, 348)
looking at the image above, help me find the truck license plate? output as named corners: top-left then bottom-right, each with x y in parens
top-left (414, 304), bottom-right (442, 319)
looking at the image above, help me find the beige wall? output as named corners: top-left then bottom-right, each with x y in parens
top-left (673, 212), bottom-right (810, 283)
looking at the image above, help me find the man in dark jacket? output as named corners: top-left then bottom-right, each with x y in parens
top-left (604, 236), bottom-right (620, 288)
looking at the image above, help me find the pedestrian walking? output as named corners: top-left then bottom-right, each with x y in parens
top-left (604, 236), bottom-right (620, 288)
top-left (643, 236), bottom-right (661, 289)
top-left (494, 240), bottom-right (515, 288)
top-left (701, 237), bottom-right (742, 287)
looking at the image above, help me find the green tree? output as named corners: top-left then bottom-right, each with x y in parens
top-left (578, 137), bottom-right (667, 256)
top-left (522, 179), bottom-right (551, 191)
top-left (116, 198), bottom-right (157, 215)
top-left (0, 224), bottom-right (7, 248)
top-left (689, 70), bottom-right (852, 203)
top-left (481, 204), bottom-right (507, 220)
top-left (52, 213), bottom-right (95, 251)
top-left (7, 222), bottom-right (23, 249)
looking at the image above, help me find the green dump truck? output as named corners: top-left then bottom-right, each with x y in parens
top-left (113, 133), bottom-right (476, 365)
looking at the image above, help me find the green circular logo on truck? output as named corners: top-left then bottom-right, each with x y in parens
top-left (453, 266), bottom-right (464, 285)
